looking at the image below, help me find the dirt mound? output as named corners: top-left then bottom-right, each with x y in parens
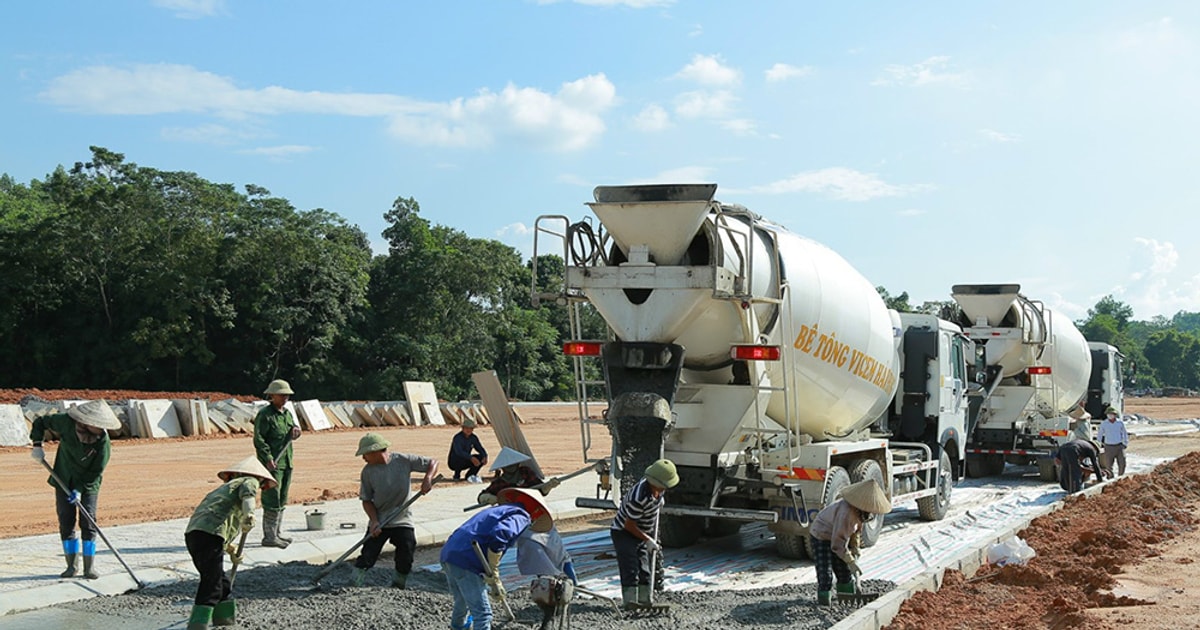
top-left (0, 388), bottom-right (259, 405)
top-left (886, 452), bottom-right (1200, 630)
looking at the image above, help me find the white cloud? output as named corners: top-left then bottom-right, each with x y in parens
top-left (496, 222), bottom-right (532, 238)
top-left (749, 167), bottom-right (932, 201)
top-left (633, 104), bottom-right (671, 131)
top-left (675, 54), bottom-right (741, 87)
top-left (151, 0), bottom-right (225, 18)
top-left (238, 145), bottom-right (314, 159)
top-left (1113, 237), bottom-right (1200, 318)
top-left (40, 64), bottom-right (615, 152)
top-left (765, 63), bottom-right (813, 82)
top-left (980, 128), bottom-right (1020, 143)
top-left (872, 56), bottom-right (968, 88)
top-left (688, 24), bottom-right (704, 38)
top-left (720, 118), bottom-right (756, 135)
top-left (674, 90), bottom-right (737, 119)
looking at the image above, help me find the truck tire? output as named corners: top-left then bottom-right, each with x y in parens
top-left (775, 530), bottom-right (809, 560)
top-left (705, 518), bottom-right (743, 538)
top-left (917, 450), bottom-right (953, 521)
top-left (1037, 458), bottom-right (1058, 481)
top-left (659, 514), bottom-right (703, 548)
top-left (965, 453), bottom-right (1005, 478)
top-left (848, 459), bottom-right (885, 548)
top-left (802, 466), bottom-right (851, 559)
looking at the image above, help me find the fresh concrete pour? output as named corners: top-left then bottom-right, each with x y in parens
top-left (56, 560), bottom-right (893, 629)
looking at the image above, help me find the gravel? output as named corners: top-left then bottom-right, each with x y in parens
top-left (63, 560), bottom-right (891, 629)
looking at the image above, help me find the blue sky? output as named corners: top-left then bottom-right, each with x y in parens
top-left (3, 1), bottom-right (1198, 321)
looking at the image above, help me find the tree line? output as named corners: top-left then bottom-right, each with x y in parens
top-left (0, 147), bottom-right (604, 401)
top-left (876, 287), bottom-right (1200, 390)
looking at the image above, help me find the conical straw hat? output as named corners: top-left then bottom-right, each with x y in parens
top-left (490, 446), bottom-right (532, 471)
top-left (218, 456), bottom-right (277, 489)
top-left (497, 487), bottom-right (554, 532)
top-left (839, 479), bottom-right (891, 514)
top-left (67, 400), bottom-right (121, 430)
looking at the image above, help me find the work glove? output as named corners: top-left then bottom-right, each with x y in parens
top-left (67, 490), bottom-right (81, 505)
top-left (289, 426), bottom-right (301, 440)
top-left (241, 514), bottom-right (255, 533)
top-left (477, 492), bottom-right (498, 506)
top-left (225, 543), bottom-right (243, 565)
top-left (841, 554), bottom-right (863, 577)
top-left (485, 572), bottom-right (504, 598)
top-left (31, 446), bottom-right (44, 461)
top-left (644, 538), bottom-right (661, 553)
top-left (486, 549), bottom-right (503, 575)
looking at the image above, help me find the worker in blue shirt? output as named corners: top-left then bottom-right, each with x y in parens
top-left (440, 487), bottom-right (553, 630)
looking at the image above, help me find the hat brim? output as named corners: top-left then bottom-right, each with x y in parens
top-left (67, 402), bottom-right (121, 430)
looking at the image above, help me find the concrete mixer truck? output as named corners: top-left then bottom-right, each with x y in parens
top-left (531, 184), bottom-right (969, 557)
top-left (949, 284), bottom-right (1125, 480)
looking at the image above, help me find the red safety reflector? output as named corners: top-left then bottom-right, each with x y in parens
top-left (730, 345), bottom-right (781, 361)
top-left (1028, 366), bottom-right (1052, 375)
top-left (562, 341), bottom-right (603, 356)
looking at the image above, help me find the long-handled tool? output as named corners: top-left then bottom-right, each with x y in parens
top-left (472, 540), bottom-right (516, 622)
top-left (574, 584), bottom-right (621, 613)
top-left (462, 461), bottom-right (603, 512)
top-left (225, 529), bottom-right (250, 589)
top-left (310, 474), bottom-right (445, 585)
top-left (39, 458), bottom-right (146, 589)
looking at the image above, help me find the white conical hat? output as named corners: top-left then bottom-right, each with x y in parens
top-left (67, 400), bottom-right (121, 430)
top-left (498, 487), bottom-right (554, 533)
top-left (218, 456), bottom-right (277, 489)
top-left (838, 479), bottom-right (892, 514)
top-left (490, 446), bottom-right (532, 471)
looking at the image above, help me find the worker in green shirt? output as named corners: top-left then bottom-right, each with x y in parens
top-left (29, 400), bottom-right (120, 580)
top-left (184, 456), bottom-right (276, 630)
top-left (253, 378), bottom-right (302, 548)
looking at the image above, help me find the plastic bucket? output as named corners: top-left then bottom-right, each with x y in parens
top-left (305, 509), bottom-right (326, 531)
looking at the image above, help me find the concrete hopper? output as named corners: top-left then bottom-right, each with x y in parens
top-left (587, 184), bottom-right (716, 266)
top-left (951, 283), bottom-right (1021, 327)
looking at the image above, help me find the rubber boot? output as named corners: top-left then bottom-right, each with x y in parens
top-left (817, 590), bottom-right (832, 606)
top-left (186, 604), bottom-right (214, 630)
top-left (391, 570), bottom-right (408, 589)
top-left (351, 567), bottom-right (367, 587)
top-left (82, 540), bottom-right (99, 579)
top-left (275, 508), bottom-right (293, 544)
top-left (61, 538), bottom-right (80, 578)
top-left (261, 511), bottom-right (289, 548)
top-left (621, 586), bottom-right (639, 610)
top-left (836, 582), bottom-right (856, 595)
top-left (212, 599), bottom-right (236, 626)
top-left (636, 584), bottom-right (652, 605)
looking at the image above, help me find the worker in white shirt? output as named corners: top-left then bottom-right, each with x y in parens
top-left (1095, 406), bottom-right (1129, 476)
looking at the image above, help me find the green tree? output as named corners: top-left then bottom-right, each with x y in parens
top-left (876, 286), bottom-right (912, 312)
top-left (1143, 329), bottom-right (1200, 389)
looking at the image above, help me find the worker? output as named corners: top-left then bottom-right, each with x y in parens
top-left (809, 478), bottom-right (893, 606)
top-left (252, 378), bottom-right (301, 548)
top-left (477, 446), bottom-right (554, 505)
top-left (352, 432), bottom-right (439, 589)
top-left (440, 487), bottom-right (554, 630)
top-left (517, 524), bottom-right (578, 630)
top-left (447, 417), bottom-right (488, 483)
top-left (1068, 400), bottom-right (1093, 441)
top-left (29, 400), bottom-right (120, 580)
top-left (183, 456), bottom-right (276, 630)
top-left (1055, 438), bottom-right (1105, 493)
top-left (610, 458), bottom-right (679, 610)
top-left (1096, 406), bottom-right (1129, 476)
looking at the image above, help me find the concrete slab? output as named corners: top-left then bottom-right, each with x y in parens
top-left (134, 400), bottom-right (182, 438)
top-left (0, 403), bottom-right (29, 446)
top-left (403, 381), bottom-right (442, 426)
top-left (295, 399), bottom-right (330, 431)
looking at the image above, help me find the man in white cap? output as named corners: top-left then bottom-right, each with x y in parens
top-left (610, 458), bottom-right (679, 610)
top-left (809, 478), bottom-right (892, 605)
top-left (253, 378), bottom-right (301, 548)
top-left (352, 432), bottom-right (439, 588)
top-left (447, 417), bottom-right (488, 483)
top-left (1096, 406), bottom-right (1129, 476)
top-left (183, 456), bottom-right (277, 630)
top-left (441, 487), bottom-right (554, 630)
top-left (477, 446), bottom-right (547, 505)
top-left (29, 400), bottom-right (121, 580)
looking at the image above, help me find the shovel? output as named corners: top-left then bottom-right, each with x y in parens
top-left (38, 458), bottom-right (147, 590)
top-left (472, 540), bottom-right (516, 622)
top-left (225, 529), bottom-right (250, 589)
top-left (311, 474), bottom-right (445, 585)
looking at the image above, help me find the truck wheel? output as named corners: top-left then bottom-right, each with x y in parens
top-left (802, 466), bottom-right (851, 559)
top-left (705, 518), bottom-right (743, 538)
top-left (848, 459), bottom-right (885, 548)
top-left (659, 514), bottom-right (703, 548)
top-left (775, 531), bottom-right (809, 560)
top-left (917, 450), bottom-right (953, 521)
top-left (1037, 458), bottom-right (1058, 481)
top-left (965, 453), bottom-right (1005, 478)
